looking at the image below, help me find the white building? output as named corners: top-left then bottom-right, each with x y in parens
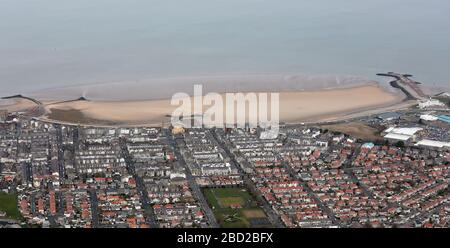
top-left (259, 129), bottom-right (279, 140)
top-left (418, 99), bottom-right (446, 109)
top-left (420, 114), bottom-right (438, 121)
top-left (415, 140), bottom-right (450, 150)
top-left (383, 127), bottom-right (423, 143)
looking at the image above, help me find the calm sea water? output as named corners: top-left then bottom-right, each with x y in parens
top-left (1, 0), bottom-right (449, 96)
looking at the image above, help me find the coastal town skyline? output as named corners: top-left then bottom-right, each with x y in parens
top-left (1, 70), bottom-right (449, 229)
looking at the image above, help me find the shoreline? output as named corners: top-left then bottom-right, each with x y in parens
top-left (26, 73), bottom-right (385, 101)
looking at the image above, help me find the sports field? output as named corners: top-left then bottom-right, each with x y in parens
top-left (0, 192), bottom-right (21, 220)
top-left (203, 188), bottom-right (271, 228)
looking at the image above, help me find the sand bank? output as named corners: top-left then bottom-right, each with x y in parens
top-left (40, 84), bottom-right (404, 126)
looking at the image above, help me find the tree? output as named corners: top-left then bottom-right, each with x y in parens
top-left (395, 141), bottom-right (405, 147)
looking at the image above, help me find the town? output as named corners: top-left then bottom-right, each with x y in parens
top-left (0, 95), bottom-right (449, 228)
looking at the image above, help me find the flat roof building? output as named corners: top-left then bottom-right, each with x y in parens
top-left (415, 139), bottom-right (450, 150)
top-left (383, 127), bottom-right (423, 143)
top-left (438, 115), bottom-right (450, 123)
top-left (384, 133), bottom-right (411, 142)
top-left (420, 114), bottom-right (438, 121)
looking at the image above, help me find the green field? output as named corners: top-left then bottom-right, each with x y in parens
top-left (203, 188), bottom-right (270, 228)
top-left (0, 192), bottom-right (22, 220)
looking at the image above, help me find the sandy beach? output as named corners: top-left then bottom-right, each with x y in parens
top-left (0, 98), bottom-right (36, 113)
top-left (37, 84), bottom-right (404, 126)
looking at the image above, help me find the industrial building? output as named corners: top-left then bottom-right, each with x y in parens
top-left (415, 139), bottom-right (450, 150)
top-left (382, 127), bottom-right (423, 144)
top-left (437, 115), bottom-right (450, 123)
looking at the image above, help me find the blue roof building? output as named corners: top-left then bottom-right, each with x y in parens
top-left (438, 115), bottom-right (450, 123)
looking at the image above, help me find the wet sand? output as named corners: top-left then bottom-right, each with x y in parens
top-left (0, 98), bottom-right (37, 113)
top-left (28, 74), bottom-right (384, 101)
top-left (39, 84), bottom-right (404, 126)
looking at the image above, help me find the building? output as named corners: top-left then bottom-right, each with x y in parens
top-left (377, 112), bottom-right (401, 121)
top-left (0, 110), bottom-right (7, 121)
top-left (415, 139), bottom-right (450, 150)
top-left (259, 129), bottom-right (279, 140)
top-left (172, 126), bottom-right (185, 135)
top-left (420, 114), bottom-right (438, 122)
top-left (418, 99), bottom-right (446, 109)
top-left (361, 142), bottom-right (375, 149)
top-left (437, 115), bottom-right (450, 123)
top-left (382, 127), bottom-right (423, 144)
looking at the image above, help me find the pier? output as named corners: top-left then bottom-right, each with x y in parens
top-left (377, 72), bottom-right (427, 100)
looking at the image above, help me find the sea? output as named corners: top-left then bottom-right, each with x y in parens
top-left (0, 0), bottom-right (449, 98)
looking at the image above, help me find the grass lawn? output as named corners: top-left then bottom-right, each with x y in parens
top-left (0, 192), bottom-right (22, 220)
top-left (219, 197), bottom-right (244, 207)
top-left (203, 189), bottom-right (221, 209)
top-left (203, 188), bottom-right (270, 228)
top-left (203, 188), bottom-right (254, 208)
